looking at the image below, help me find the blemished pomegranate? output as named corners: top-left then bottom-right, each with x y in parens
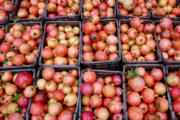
top-left (126, 66), bottom-right (170, 119)
top-left (121, 17), bottom-right (157, 61)
top-left (82, 20), bottom-right (119, 63)
top-left (154, 97), bottom-right (169, 112)
top-left (0, 23), bottom-right (41, 67)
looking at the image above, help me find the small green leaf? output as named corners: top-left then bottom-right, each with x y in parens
top-left (3, 59), bottom-right (8, 65)
top-left (20, 29), bottom-right (24, 33)
top-left (13, 17), bottom-right (19, 23)
top-left (127, 67), bottom-right (143, 78)
top-left (10, 46), bottom-right (14, 51)
top-left (11, 93), bottom-right (22, 102)
top-left (18, 106), bottom-right (22, 112)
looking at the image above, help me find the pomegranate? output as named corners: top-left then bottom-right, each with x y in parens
top-left (143, 74), bottom-right (154, 87)
top-left (129, 77), bottom-right (145, 92)
top-left (108, 101), bottom-right (123, 114)
top-left (33, 92), bottom-right (47, 103)
top-left (97, 107), bottom-right (109, 120)
top-left (48, 102), bottom-right (62, 116)
top-left (141, 88), bottom-right (155, 103)
top-left (23, 86), bottom-right (36, 98)
top-left (30, 102), bottom-right (44, 116)
top-left (7, 113), bottom-right (22, 120)
top-left (81, 111), bottom-right (93, 120)
top-left (42, 67), bottom-right (55, 81)
top-left (154, 97), bottom-right (169, 112)
top-left (103, 84), bottom-right (116, 97)
top-left (80, 82), bottom-right (93, 96)
top-left (92, 81), bottom-right (103, 95)
top-left (83, 70), bottom-right (97, 83)
top-left (17, 95), bottom-right (29, 107)
top-left (160, 18), bottom-right (172, 30)
top-left (64, 93), bottom-right (77, 106)
top-left (154, 82), bottom-right (166, 95)
top-left (127, 92), bottom-right (141, 106)
top-left (170, 86), bottom-right (180, 99)
top-left (58, 110), bottom-right (73, 120)
top-left (151, 68), bottom-right (163, 81)
top-left (15, 72), bottom-right (33, 89)
top-left (90, 95), bottom-right (103, 108)
top-left (83, 22), bottom-right (96, 35)
top-left (128, 106), bottom-right (143, 120)
top-left (130, 17), bottom-right (142, 29)
top-left (173, 100), bottom-right (180, 113)
top-left (112, 75), bottom-right (122, 85)
top-left (139, 102), bottom-right (148, 114)
top-left (167, 72), bottom-right (180, 86)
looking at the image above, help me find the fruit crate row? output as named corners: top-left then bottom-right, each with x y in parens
top-left (0, 64), bottom-right (179, 120)
top-left (1, 0), bottom-right (180, 25)
top-left (0, 18), bottom-right (180, 70)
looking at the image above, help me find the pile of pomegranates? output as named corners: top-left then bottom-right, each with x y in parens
top-left (82, 18), bottom-right (119, 62)
top-left (0, 0), bottom-right (14, 23)
top-left (0, 27), bottom-right (5, 42)
top-left (81, 69), bottom-right (123, 120)
top-left (0, 70), bottom-right (36, 120)
top-left (30, 67), bottom-right (79, 119)
top-left (47, 0), bottom-right (80, 18)
top-left (156, 18), bottom-right (180, 61)
top-left (121, 17), bottom-right (157, 61)
top-left (15, 0), bottom-right (45, 19)
top-left (146, 0), bottom-right (180, 18)
top-left (118, 0), bottom-right (149, 17)
top-left (125, 66), bottom-right (169, 120)
top-left (0, 23), bottom-right (41, 67)
top-left (41, 23), bottom-right (80, 65)
top-left (82, 0), bottom-right (115, 18)
top-left (166, 68), bottom-right (180, 117)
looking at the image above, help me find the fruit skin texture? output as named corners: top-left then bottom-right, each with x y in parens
top-left (153, 82), bottom-right (166, 95)
top-left (151, 68), bottom-right (163, 81)
top-left (173, 100), bottom-right (180, 113)
top-left (83, 70), bottom-right (97, 83)
top-left (141, 88), bottom-right (155, 104)
top-left (7, 113), bottom-right (22, 120)
top-left (127, 92), bottom-right (141, 106)
top-left (167, 73), bottom-right (180, 87)
top-left (80, 82), bottom-right (93, 96)
top-left (15, 72), bottom-right (33, 89)
top-left (81, 111), bottom-right (93, 120)
top-left (170, 86), bottom-right (180, 99)
top-left (30, 102), bottom-right (44, 116)
top-left (128, 106), bottom-right (143, 120)
top-left (83, 22), bottom-right (96, 35)
top-left (129, 77), bottom-right (145, 92)
top-left (103, 84), bottom-right (116, 97)
top-left (154, 97), bottom-right (169, 112)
